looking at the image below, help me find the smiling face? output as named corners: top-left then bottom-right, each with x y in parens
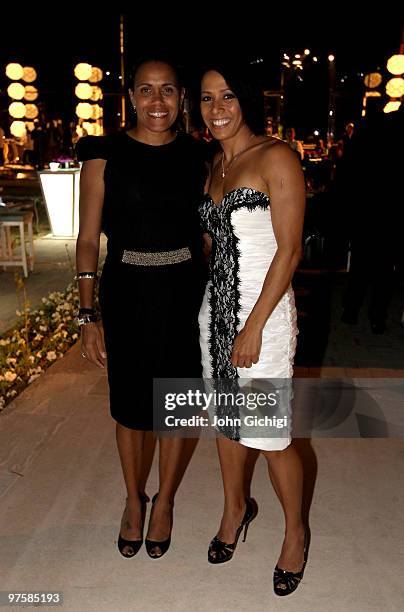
top-left (129, 61), bottom-right (183, 138)
top-left (200, 70), bottom-right (246, 141)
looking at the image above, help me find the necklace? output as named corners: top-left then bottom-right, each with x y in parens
top-left (221, 135), bottom-right (255, 178)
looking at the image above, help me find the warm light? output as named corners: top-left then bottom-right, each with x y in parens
top-left (361, 109), bottom-right (366, 117)
top-left (26, 121), bottom-right (35, 131)
top-left (91, 104), bottom-right (103, 120)
top-left (386, 54), bottom-right (404, 76)
top-left (304, 49), bottom-right (310, 55)
top-left (24, 85), bottom-right (38, 101)
top-left (10, 120), bottom-right (26, 137)
top-left (39, 171), bottom-right (81, 237)
top-left (75, 83), bottom-right (92, 100)
top-left (283, 54), bottom-right (290, 60)
top-left (82, 121), bottom-right (95, 135)
top-left (91, 86), bottom-right (103, 101)
top-left (6, 63), bottom-right (23, 80)
top-left (365, 91), bottom-right (381, 98)
top-left (25, 104), bottom-right (39, 119)
top-left (76, 102), bottom-right (93, 119)
top-left (386, 77), bottom-right (404, 98)
top-left (89, 67), bottom-right (103, 83)
top-left (384, 101), bottom-right (401, 113)
top-left (74, 63), bottom-right (92, 81)
top-left (7, 82), bottom-right (25, 99)
top-left (22, 66), bottom-right (37, 82)
top-left (328, 55), bottom-right (335, 62)
top-left (313, 56), bottom-right (318, 62)
top-left (292, 60), bottom-right (302, 65)
top-left (364, 72), bottom-right (382, 88)
top-left (92, 123), bottom-right (103, 136)
top-left (294, 54), bottom-right (301, 59)
top-left (9, 101), bottom-right (26, 118)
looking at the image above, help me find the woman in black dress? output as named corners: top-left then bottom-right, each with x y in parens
top-left (75, 57), bottom-right (206, 558)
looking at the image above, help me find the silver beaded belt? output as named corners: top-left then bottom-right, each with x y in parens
top-left (121, 247), bottom-right (191, 266)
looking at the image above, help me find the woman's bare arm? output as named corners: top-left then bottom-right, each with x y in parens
top-left (231, 143), bottom-right (306, 368)
top-left (76, 159), bottom-right (107, 367)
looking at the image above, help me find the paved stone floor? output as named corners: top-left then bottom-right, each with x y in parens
top-left (1, 232), bottom-right (404, 610)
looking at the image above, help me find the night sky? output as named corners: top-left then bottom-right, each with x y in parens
top-left (1, 10), bottom-right (403, 138)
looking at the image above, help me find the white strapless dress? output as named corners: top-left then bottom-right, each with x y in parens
top-left (198, 188), bottom-right (298, 451)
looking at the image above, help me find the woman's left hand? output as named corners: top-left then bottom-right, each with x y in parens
top-left (231, 325), bottom-right (262, 369)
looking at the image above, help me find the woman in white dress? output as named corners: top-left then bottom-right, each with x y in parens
top-left (198, 64), bottom-right (308, 596)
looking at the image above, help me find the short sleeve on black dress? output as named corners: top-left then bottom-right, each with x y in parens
top-left (75, 135), bottom-right (108, 161)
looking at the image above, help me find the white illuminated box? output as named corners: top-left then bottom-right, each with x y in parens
top-left (38, 169), bottom-right (81, 237)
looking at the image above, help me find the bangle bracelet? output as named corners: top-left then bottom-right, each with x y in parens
top-left (78, 307), bottom-right (95, 315)
top-left (74, 272), bottom-right (98, 281)
top-left (77, 314), bottom-right (98, 327)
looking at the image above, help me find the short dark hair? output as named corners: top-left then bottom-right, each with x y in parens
top-left (196, 61), bottom-right (266, 135)
top-left (129, 54), bottom-right (183, 89)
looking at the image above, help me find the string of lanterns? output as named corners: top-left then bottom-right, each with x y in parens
top-left (5, 63), bottom-right (39, 137)
top-left (74, 63), bottom-right (103, 136)
top-left (362, 53), bottom-right (404, 116)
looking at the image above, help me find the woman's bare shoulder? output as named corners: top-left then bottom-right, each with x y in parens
top-left (261, 137), bottom-right (301, 166)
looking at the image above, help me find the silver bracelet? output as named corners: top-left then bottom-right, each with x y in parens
top-left (77, 313), bottom-right (98, 327)
top-left (74, 272), bottom-right (98, 281)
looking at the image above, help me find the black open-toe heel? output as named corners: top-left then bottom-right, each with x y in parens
top-left (273, 527), bottom-right (311, 596)
top-left (145, 493), bottom-right (173, 559)
top-left (117, 492), bottom-right (148, 558)
top-left (208, 497), bottom-right (258, 564)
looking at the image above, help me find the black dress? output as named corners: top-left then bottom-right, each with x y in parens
top-left (76, 131), bottom-right (207, 430)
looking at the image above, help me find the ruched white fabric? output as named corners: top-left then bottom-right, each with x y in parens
top-left (198, 188), bottom-right (298, 451)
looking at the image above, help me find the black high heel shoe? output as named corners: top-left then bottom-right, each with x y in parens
top-left (117, 492), bottom-right (148, 558)
top-left (273, 527), bottom-right (311, 596)
top-left (145, 493), bottom-right (173, 559)
top-left (208, 497), bottom-right (258, 564)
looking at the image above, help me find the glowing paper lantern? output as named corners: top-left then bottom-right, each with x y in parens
top-left (89, 67), bottom-right (103, 83)
top-left (92, 123), bottom-right (103, 136)
top-left (26, 121), bottom-right (35, 131)
top-left (76, 102), bottom-right (93, 119)
top-left (74, 63), bottom-right (92, 81)
top-left (9, 102), bottom-right (26, 118)
top-left (10, 120), bottom-right (26, 137)
top-left (91, 104), bottom-right (103, 120)
top-left (23, 66), bottom-right (37, 82)
top-left (25, 104), bottom-right (39, 119)
top-left (387, 54), bottom-right (404, 76)
top-left (7, 82), bottom-right (25, 100)
top-left (82, 122), bottom-right (95, 135)
top-left (75, 83), bottom-right (92, 100)
top-left (385, 77), bottom-right (404, 98)
top-left (91, 86), bottom-right (102, 101)
top-left (384, 101), bottom-right (401, 113)
top-left (364, 72), bottom-right (382, 88)
top-left (24, 85), bottom-right (38, 101)
top-left (6, 63), bottom-right (24, 80)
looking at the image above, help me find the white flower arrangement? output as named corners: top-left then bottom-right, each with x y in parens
top-left (0, 280), bottom-right (99, 412)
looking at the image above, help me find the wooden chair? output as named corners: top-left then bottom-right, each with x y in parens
top-left (0, 209), bottom-right (35, 277)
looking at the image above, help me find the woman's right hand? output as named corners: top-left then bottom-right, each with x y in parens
top-left (80, 323), bottom-right (106, 368)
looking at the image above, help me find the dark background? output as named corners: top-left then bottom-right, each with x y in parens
top-left (0, 9), bottom-right (403, 138)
